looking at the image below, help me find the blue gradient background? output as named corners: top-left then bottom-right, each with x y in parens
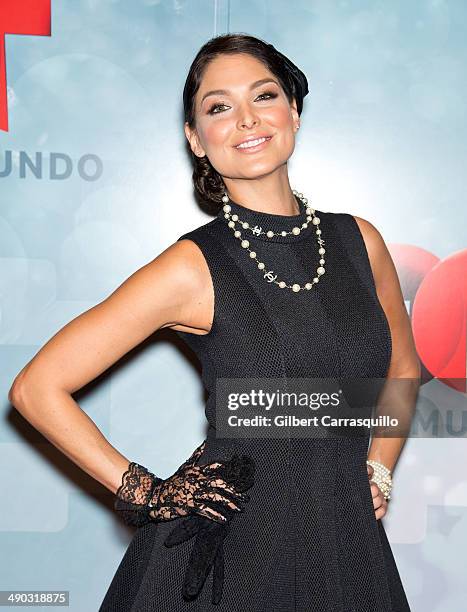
top-left (1, 1), bottom-right (467, 610)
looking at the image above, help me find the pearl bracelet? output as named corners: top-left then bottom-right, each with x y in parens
top-left (366, 459), bottom-right (393, 501)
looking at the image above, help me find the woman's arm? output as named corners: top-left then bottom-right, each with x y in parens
top-left (8, 239), bottom-right (212, 495)
top-left (354, 215), bottom-right (421, 475)
top-left (354, 216), bottom-right (421, 519)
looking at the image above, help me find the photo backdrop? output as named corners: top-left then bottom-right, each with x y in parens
top-left (1, 1), bottom-right (466, 610)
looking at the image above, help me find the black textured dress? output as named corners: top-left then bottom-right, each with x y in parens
top-left (99, 194), bottom-right (411, 611)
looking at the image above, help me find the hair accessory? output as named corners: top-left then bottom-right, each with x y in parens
top-left (265, 43), bottom-right (309, 111)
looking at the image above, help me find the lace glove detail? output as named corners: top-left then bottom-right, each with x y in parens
top-left (114, 441), bottom-right (251, 528)
top-left (114, 462), bottom-right (163, 527)
top-left (164, 453), bottom-right (256, 604)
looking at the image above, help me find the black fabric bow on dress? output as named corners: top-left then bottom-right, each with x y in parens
top-left (164, 453), bottom-right (256, 605)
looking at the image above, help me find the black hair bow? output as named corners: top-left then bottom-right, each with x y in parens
top-left (266, 42), bottom-right (309, 100)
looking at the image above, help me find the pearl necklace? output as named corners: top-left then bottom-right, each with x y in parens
top-left (221, 190), bottom-right (326, 292)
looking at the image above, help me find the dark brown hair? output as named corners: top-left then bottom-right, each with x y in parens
top-left (183, 33), bottom-right (308, 213)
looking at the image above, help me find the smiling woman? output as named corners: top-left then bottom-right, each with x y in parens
top-left (181, 37), bottom-right (309, 215)
top-left (8, 31), bottom-right (417, 612)
top-left (97, 33), bottom-right (417, 611)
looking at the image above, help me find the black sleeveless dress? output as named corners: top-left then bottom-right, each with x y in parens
top-left (99, 194), bottom-right (411, 611)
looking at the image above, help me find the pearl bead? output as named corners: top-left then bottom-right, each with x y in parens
top-left (221, 189), bottom-right (326, 293)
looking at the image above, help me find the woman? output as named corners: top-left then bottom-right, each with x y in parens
top-left (9, 33), bottom-right (419, 611)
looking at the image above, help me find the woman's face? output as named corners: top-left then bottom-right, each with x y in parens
top-left (185, 52), bottom-right (300, 181)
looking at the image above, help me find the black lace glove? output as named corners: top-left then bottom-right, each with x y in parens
top-left (163, 453), bottom-right (255, 605)
top-left (114, 441), bottom-right (250, 527)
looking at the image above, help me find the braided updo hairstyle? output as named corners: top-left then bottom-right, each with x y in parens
top-left (183, 33), bottom-right (309, 213)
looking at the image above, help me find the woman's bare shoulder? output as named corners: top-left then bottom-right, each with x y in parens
top-left (156, 236), bottom-right (209, 294)
top-left (148, 237), bottom-right (213, 335)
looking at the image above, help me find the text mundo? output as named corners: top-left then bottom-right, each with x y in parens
top-left (227, 390), bottom-right (341, 411)
top-left (0, 150), bottom-right (103, 181)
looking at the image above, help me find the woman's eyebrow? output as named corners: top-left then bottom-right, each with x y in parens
top-left (200, 78), bottom-right (279, 104)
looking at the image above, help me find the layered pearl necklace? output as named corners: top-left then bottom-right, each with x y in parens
top-left (221, 190), bottom-right (326, 292)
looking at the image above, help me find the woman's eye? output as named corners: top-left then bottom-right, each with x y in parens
top-left (257, 91), bottom-right (277, 101)
top-left (207, 91), bottom-right (278, 115)
top-left (207, 102), bottom-right (228, 115)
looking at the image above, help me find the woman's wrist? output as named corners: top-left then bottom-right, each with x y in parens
top-left (366, 459), bottom-right (393, 501)
top-left (114, 461), bottom-right (164, 527)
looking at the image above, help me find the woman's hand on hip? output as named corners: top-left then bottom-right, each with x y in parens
top-left (367, 463), bottom-right (388, 521)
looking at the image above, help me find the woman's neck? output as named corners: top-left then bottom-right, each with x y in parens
top-left (222, 178), bottom-right (300, 216)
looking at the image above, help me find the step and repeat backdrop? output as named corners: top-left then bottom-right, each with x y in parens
top-left (1, 1), bottom-right (466, 610)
